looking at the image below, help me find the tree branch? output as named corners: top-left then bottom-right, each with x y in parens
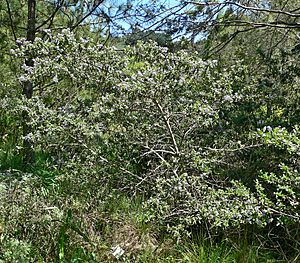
top-left (36, 0), bottom-right (65, 30)
top-left (186, 1), bottom-right (300, 17)
top-left (70, 0), bottom-right (105, 31)
top-left (226, 1), bottom-right (300, 18)
top-left (5, 0), bottom-right (17, 43)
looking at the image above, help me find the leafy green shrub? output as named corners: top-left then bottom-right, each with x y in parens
top-left (255, 126), bottom-right (300, 224)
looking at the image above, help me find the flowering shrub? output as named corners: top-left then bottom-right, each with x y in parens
top-left (7, 30), bottom-right (300, 238)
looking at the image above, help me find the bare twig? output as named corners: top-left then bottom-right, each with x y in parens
top-left (204, 143), bottom-right (263, 152)
top-left (154, 100), bottom-right (180, 155)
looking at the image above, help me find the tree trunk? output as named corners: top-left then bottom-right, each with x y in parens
top-left (22, 0), bottom-right (36, 166)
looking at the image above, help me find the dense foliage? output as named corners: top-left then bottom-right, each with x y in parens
top-left (1, 0), bottom-right (300, 262)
